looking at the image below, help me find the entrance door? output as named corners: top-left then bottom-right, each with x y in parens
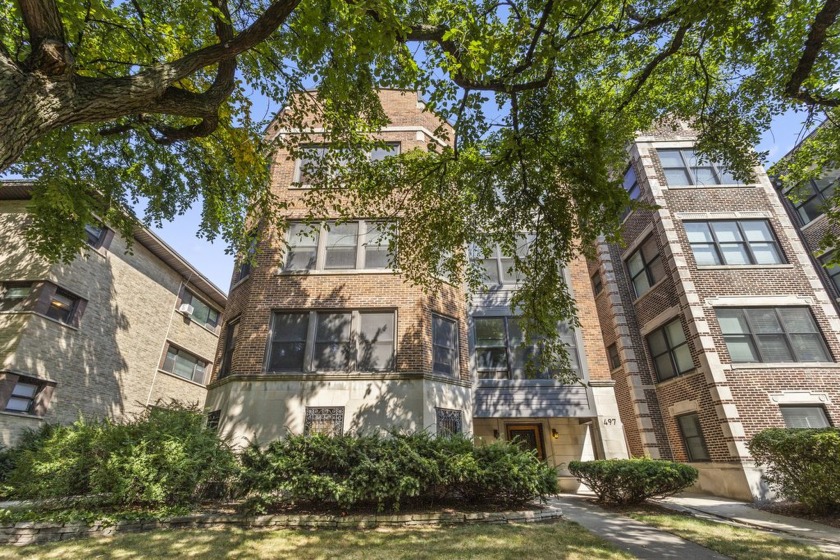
top-left (506, 424), bottom-right (546, 460)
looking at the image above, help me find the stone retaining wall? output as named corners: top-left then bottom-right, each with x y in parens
top-left (1, 505), bottom-right (564, 546)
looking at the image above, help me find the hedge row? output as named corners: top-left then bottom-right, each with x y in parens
top-left (568, 458), bottom-right (698, 505)
top-left (0, 406), bottom-right (558, 513)
top-left (239, 432), bottom-right (559, 512)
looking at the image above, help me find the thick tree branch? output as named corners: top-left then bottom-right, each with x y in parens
top-left (19, 0), bottom-right (73, 75)
top-left (617, 24), bottom-right (689, 112)
top-left (785, 0), bottom-right (840, 106)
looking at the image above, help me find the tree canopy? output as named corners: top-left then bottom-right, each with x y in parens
top-left (2, 0), bottom-right (840, 377)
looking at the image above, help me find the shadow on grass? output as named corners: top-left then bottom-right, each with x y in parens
top-left (0, 521), bottom-right (634, 560)
top-left (625, 506), bottom-right (834, 560)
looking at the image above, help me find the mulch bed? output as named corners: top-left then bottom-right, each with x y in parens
top-left (755, 502), bottom-right (840, 530)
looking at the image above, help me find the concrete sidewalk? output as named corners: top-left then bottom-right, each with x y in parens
top-left (551, 494), bottom-right (727, 560)
top-left (660, 494), bottom-right (840, 544)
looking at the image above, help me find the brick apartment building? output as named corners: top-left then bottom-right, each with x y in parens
top-left (0, 182), bottom-right (225, 445)
top-left (591, 123), bottom-right (840, 500)
top-left (205, 90), bottom-right (628, 489)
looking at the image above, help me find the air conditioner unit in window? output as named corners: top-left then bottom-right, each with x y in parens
top-left (178, 303), bottom-right (194, 316)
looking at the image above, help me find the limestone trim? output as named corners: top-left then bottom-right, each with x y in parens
top-left (674, 211), bottom-right (772, 220)
top-left (705, 295), bottom-right (814, 307)
top-left (729, 362), bottom-right (840, 370)
top-left (668, 399), bottom-right (700, 417)
top-left (768, 391), bottom-right (832, 405)
top-left (638, 306), bottom-right (681, 336)
top-left (696, 265), bottom-right (795, 270)
top-left (206, 371), bottom-right (473, 389)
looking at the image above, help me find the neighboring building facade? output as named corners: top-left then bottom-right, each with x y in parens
top-left (205, 90), bottom-right (628, 488)
top-left (592, 123), bottom-right (840, 500)
top-left (0, 182), bottom-right (226, 445)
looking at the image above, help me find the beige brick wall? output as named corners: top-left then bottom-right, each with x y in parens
top-left (0, 203), bottom-right (221, 445)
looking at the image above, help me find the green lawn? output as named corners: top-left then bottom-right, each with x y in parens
top-left (625, 507), bottom-right (834, 560)
top-left (0, 521), bottom-right (634, 560)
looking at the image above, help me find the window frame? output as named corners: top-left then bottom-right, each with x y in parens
top-left (657, 148), bottom-right (736, 187)
top-left (471, 234), bottom-right (534, 287)
top-left (591, 270), bottom-right (604, 296)
top-left (715, 307), bottom-right (832, 364)
top-left (1, 373), bottom-right (55, 417)
top-left (786, 175), bottom-right (838, 225)
top-left (472, 315), bottom-right (581, 380)
top-left (4, 380), bottom-right (40, 414)
top-left (84, 223), bottom-right (108, 249)
top-left (646, 318), bottom-right (694, 382)
top-left (432, 313), bottom-right (460, 377)
top-left (625, 236), bottom-right (665, 299)
top-left (819, 252), bottom-right (840, 297)
top-left (45, 288), bottom-right (80, 325)
top-left (684, 219), bottom-right (785, 266)
top-left (621, 163), bottom-right (641, 220)
top-left (219, 318), bottom-right (240, 379)
top-left (676, 413), bottom-right (711, 462)
top-left (181, 289), bottom-right (220, 329)
top-left (780, 405), bottom-right (832, 428)
top-left (161, 343), bottom-right (210, 384)
top-left (265, 309), bottom-right (397, 373)
top-left (282, 220), bottom-right (396, 272)
top-left (0, 282), bottom-right (33, 312)
top-left (607, 343), bottom-right (621, 370)
top-left (292, 142), bottom-right (402, 187)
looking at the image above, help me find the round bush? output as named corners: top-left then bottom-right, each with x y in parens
top-left (748, 428), bottom-right (840, 513)
top-left (568, 458), bottom-right (698, 505)
top-left (239, 431), bottom-right (559, 512)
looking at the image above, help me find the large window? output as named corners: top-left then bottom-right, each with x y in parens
top-left (716, 307), bottom-right (832, 363)
top-left (181, 290), bottom-right (220, 329)
top-left (676, 413), bottom-right (711, 461)
top-left (786, 170), bottom-right (840, 225)
top-left (219, 319), bottom-right (240, 378)
top-left (0, 282), bottom-right (31, 312)
top-left (432, 314), bottom-right (459, 376)
top-left (657, 148), bottom-right (737, 187)
top-left (472, 235), bottom-right (534, 286)
top-left (283, 221), bottom-right (395, 272)
top-left (473, 316), bottom-right (580, 379)
top-left (684, 220), bottom-right (784, 266)
top-left (267, 310), bottom-right (395, 372)
top-left (626, 236), bottom-right (665, 298)
top-left (647, 318), bottom-right (693, 382)
top-left (780, 406), bottom-right (831, 428)
top-left (294, 143), bottom-right (401, 186)
top-left (162, 345), bottom-right (208, 383)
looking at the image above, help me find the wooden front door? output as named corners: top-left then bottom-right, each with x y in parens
top-left (506, 424), bottom-right (545, 460)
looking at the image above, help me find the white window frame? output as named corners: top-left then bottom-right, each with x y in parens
top-left (292, 142), bottom-right (401, 187)
top-left (282, 220), bottom-right (396, 272)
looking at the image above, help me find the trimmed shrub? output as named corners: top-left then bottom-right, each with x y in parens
top-left (240, 432), bottom-right (558, 512)
top-left (748, 428), bottom-right (840, 513)
top-left (2, 404), bottom-right (238, 508)
top-left (568, 458), bottom-right (698, 505)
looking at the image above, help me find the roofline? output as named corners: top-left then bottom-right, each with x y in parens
top-left (0, 181), bottom-right (227, 307)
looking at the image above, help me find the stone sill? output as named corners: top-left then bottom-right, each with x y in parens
top-left (0, 311), bottom-right (79, 331)
top-left (663, 183), bottom-right (755, 190)
top-left (696, 264), bottom-right (794, 270)
top-left (653, 368), bottom-right (703, 388)
top-left (631, 277), bottom-right (668, 306)
top-left (208, 371), bottom-right (472, 389)
top-left (799, 213), bottom-right (827, 232)
top-left (728, 362), bottom-right (840, 370)
top-left (157, 369), bottom-right (207, 388)
top-left (0, 410), bottom-right (44, 421)
top-left (277, 269), bottom-right (398, 276)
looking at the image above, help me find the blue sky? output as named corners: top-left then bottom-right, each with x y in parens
top-left (154, 106), bottom-right (817, 295)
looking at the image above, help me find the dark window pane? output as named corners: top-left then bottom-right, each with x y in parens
top-left (433, 315), bottom-right (458, 375)
top-left (314, 313), bottom-right (352, 370)
top-left (269, 313), bottom-right (309, 371)
top-left (46, 291), bottom-right (76, 323)
top-left (746, 309), bottom-right (783, 333)
top-left (789, 334), bottom-right (830, 362)
top-left (754, 335), bottom-right (793, 362)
